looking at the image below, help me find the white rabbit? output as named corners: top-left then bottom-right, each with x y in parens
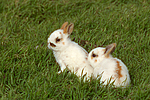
top-left (88, 43), bottom-right (130, 87)
top-left (47, 22), bottom-right (94, 81)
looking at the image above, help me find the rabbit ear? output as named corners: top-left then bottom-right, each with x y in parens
top-left (104, 43), bottom-right (116, 57)
top-left (63, 23), bottom-right (74, 35)
top-left (60, 22), bottom-right (68, 30)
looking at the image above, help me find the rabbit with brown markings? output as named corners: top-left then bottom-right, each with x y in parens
top-left (47, 22), bottom-right (94, 81)
top-left (88, 43), bottom-right (130, 87)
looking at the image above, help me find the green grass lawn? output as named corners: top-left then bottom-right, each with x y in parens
top-left (0, 0), bottom-right (150, 99)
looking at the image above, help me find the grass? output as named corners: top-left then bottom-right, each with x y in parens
top-left (0, 0), bottom-right (150, 99)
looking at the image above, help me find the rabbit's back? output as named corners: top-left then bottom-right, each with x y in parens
top-left (94, 58), bottom-right (130, 87)
top-left (113, 58), bottom-right (130, 86)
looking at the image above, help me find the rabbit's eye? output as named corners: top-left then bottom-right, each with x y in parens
top-left (92, 53), bottom-right (98, 58)
top-left (56, 37), bottom-right (62, 43)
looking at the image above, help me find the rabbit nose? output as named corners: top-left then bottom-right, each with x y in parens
top-left (50, 42), bottom-right (56, 47)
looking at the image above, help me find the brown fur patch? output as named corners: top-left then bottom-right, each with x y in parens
top-left (83, 61), bottom-right (85, 63)
top-left (62, 42), bottom-right (65, 45)
top-left (102, 49), bottom-right (106, 52)
top-left (63, 27), bottom-right (68, 34)
top-left (60, 22), bottom-right (68, 30)
top-left (116, 60), bottom-right (123, 78)
top-left (59, 32), bottom-right (62, 34)
top-left (85, 57), bottom-right (88, 60)
top-left (105, 55), bottom-right (109, 58)
top-left (112, 77), bottom-right (115, 79)
top-left (95, 59), bottom-right (97, 62)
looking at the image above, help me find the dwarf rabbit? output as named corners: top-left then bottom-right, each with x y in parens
top-left (88, 43), bottom-right (130, 87)
top-left (47, 22), bottom-right (94, 81)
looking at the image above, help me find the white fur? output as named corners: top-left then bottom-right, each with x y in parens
top-left (47, 22), bottom-right (93, 81)
top-left (88, 44), bottom-right (130, 87)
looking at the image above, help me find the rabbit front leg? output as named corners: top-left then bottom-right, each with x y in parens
top-left (57, 59), bottom-right (67, 74)
top-left (53, 52), bottom-right (67, 74)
